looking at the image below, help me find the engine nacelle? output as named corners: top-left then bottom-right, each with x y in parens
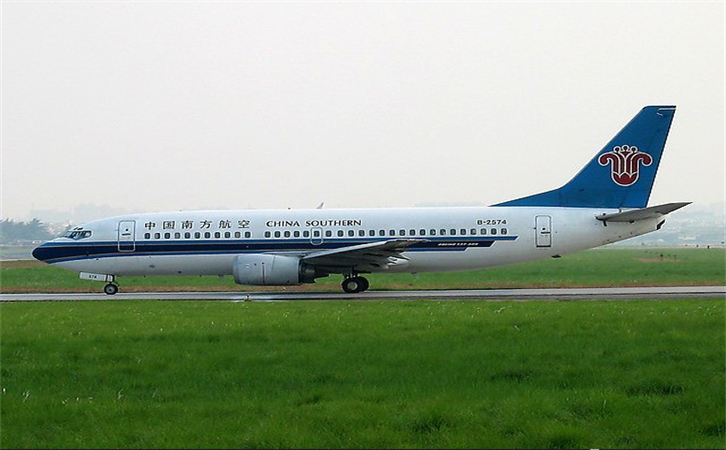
top-left (232, 254), bottom-right (319, 286)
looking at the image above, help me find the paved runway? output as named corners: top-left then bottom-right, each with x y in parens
top-left (1, 286), bottom-right (724, 302)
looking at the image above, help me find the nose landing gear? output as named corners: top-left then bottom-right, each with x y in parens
top-left (103, 283), bottom-right (119, 295)
top-left (79, 272), bottom-right (119, 295)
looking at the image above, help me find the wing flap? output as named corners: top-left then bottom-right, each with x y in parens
top-left (302, 239), bottom-right (425, 271)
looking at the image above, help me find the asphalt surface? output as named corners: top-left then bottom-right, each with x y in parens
top-left (1, 286), bottom-right (724, 302)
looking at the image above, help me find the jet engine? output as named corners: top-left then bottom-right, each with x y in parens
top-left (232, 254), bottom-right (321, 285)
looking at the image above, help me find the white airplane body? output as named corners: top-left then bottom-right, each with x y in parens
top-left (33, 106), bottom-right (689, 294)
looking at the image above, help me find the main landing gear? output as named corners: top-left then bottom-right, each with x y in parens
top-left (341, 275), bottom-right (369, 293)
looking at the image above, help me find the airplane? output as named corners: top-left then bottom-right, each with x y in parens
top-left (32, 105), bottom-right (689, 295)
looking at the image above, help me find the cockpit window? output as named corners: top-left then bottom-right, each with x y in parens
top-left (62, 229), bottom-right (92, 240)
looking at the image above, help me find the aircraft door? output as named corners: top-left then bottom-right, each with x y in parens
top-left (118, 220), bottom-right (136, 252)
top-left (535, 215), bottom-right (552, 248)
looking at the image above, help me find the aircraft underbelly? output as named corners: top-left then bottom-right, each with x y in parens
top-left (57, 255), bottom-right (235, 277)
top-left (397, 245), bottom-right (550, 273)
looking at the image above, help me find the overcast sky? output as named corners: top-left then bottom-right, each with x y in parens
top-left (2, 1), bottom-right (724, 222)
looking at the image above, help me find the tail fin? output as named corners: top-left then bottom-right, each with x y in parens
top-left (495, 105), bottom-right (676, 208)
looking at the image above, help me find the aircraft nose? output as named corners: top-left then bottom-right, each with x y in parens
top-left (32, 242), bottom-right (52, 262)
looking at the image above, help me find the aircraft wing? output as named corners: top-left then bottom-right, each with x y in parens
top-left (301, 239), bottom-right (426, 272)
top-left (596, 202), bottom-right (691, 223)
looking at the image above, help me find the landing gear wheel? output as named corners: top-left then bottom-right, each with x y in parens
top-left (342, 276), bottom-right (369, 294)
top-left (342, 278), bottom-right (360, 293)
top-left (357, 276), bottom-right (369, 292)
top-left (103, 283), bottom-right (119, 295)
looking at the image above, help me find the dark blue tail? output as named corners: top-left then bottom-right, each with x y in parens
top-left (495, 105), bottom-right (676, 209)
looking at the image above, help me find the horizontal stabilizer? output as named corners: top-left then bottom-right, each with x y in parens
top-left (596, 202), bottom-right (691, 223)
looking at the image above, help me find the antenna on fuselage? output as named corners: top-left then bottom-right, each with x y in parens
top-left (316, 202), bottom-right (325, 209)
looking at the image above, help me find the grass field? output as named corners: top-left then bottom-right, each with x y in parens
top-left (1, 248), bottom-right (725, 293)
top-left (1, 300), bottom-right (724, 449)
top-left (1, 248), bottom-right (724, 449)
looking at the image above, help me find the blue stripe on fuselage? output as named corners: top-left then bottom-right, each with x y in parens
top-left (33, 236), bottom-right (518, 264)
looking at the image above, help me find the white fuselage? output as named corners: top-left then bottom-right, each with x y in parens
top-left (39, 205), bottom-right (662, 278)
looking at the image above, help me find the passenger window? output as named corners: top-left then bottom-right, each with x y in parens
top-left (337, 230), bottom-right (344, 237)
top-left (440, 229), bottom-right (447, 235)
top-left (145, 233), bottom-right (151, 239)
top-left (450, 229), bottom-right (456, 235)
top-left (359, 230), bottom-right (366, 237)
top-left (430, 229), bottom-right (436, 236)
top-left (491, 228), bottom-right (497, 235)
top-left (481, 228), bottom-right (487, 235)
top-left (225, 232), bottom-right (231, 238)
top-left (470, 228), bottom-right (477, 235)
top-left (154, 233), bottom-right (161, 239)
top-left (195, 232), bottom-right (201, 239)
top-left (175, 232), bottom-right (181, 239)
top-left (313, 230), bottom-right (320, 237)
top-left (379, 230), bottom-right (385, 236)
top-left (284, 231), bottom-right (291, 238)
top-left (369, 230), bottom-right (375, 237)
top-left (245, 232), bottom-right (251, 238)
top-left (389, 230), bottom-right (396, 236)
top-left (420, 229), bottom-right (426, 236)
top-left (325, 230), bottom-right (332, 237)
top-left (264, 231), bottom-right (271, 238)
top-left (234, 232), bottom-right (241, 238)
top-left (205, 232), bottom-right (211, 238)
top-left (165, 233), bottom-right (171, 239)
top-left (501, 228), bottom-right (508, 235)
top-left (274, 231), bottom-right (281, 238)
top-left (294, 231), bottom-right (300, 238)
top-left (349, 230), bottom-right (355, 237)
top-left (303, 230), bottom-right (310, 238)
top-left (214, 232), bottom-right (221, 238)
top-left (460, 229), bottom-right (467, 235)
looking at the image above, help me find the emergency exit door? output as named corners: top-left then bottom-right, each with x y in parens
top-left (535, 215), bottom-right (552, 248)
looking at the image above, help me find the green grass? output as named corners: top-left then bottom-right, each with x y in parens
top-left (1, 300), bottom-right (724, 449)
top-left (2, 248), bottom-right (724, 448)
top-left (1, 248), bottom-right (724, 293)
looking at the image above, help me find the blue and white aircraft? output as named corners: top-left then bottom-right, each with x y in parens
top-left (32, 105), bottom-right (689, 295)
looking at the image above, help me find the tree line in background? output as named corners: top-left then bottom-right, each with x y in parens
top-left (0, 219), bottom-right (55, 244)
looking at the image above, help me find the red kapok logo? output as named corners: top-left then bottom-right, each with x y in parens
top-left (598, 145), bottom-right (653, 186)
